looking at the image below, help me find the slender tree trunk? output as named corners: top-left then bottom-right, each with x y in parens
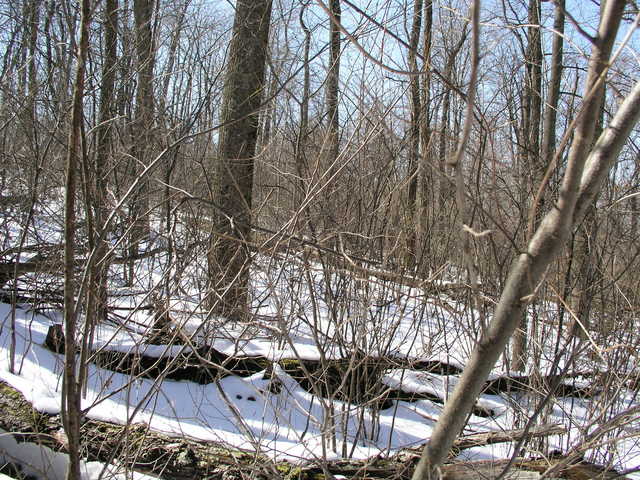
top-left (62, 0), bottom-right (91, 477)
top-left (296, 1), bottom-right (311, 207)
top-left (406, 0), bottom-right (423, 267)
top-left (411, 3), bottom-right (631, 477)
top-left (80, 0), bottom-right (118, 395)
top-left (327, 0), bottom-right (341, 169)
top-left (541, 0), bottom-right (565, 167)
top-left (207, 0), bottom-right (273, 321)
top-left (437, 28), bottom-right (467, 214)
top-left (511, 0), bottom-right (543, 371)
top-left (160, 0), bottom-right (189, 236)
top-left (416, 0), bottom-right (433, 273)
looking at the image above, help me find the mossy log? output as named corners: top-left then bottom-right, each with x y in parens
top-left (42, 324), bottom-right (599, 423)
top-left (0, 382), bottom-right (625, 479)
top-left (484, 372), bottom-right (598, 398)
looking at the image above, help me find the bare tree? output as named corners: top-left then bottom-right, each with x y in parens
top-left (412, 2), bottom-right (638, 477)
top-left (207, 0), bottom-right (273, 320)
top-left (512, 0), bottom-right (544, 371)
top-left (326, 0), bottom-right (341, 174)
top-left (129, 0), bottom-right (156, 253)
top-left (62, 0), bottom-right (92, 477)
top-left (406, 0), bottom-right (424, 267)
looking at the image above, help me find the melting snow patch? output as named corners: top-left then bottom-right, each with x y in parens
top-left (0, 428), bottom-right (157, 479)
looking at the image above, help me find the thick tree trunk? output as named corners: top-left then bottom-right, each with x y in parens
top-left (92, 0), bottom-right (118, 328)
top-left (130, 0), bottom-right (156, 255)
top-left (79, 0), bottom-right (119, 397)
top-left (320, 0), bottom-right (342, 236)
top-left (207, 0), bottom-right (273, 321)
top-left (416, 0), bottom-right (433, 273)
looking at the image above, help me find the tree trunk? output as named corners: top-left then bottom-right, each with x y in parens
top-left (406, 0), bottom-right (423, 268)
top-left (93, 0), bottom-right (118, 327)
top-left (437, 27), bottom-right (467, 214)
top-left (130, 0), bottom-right (156, 255)
top-left (62, 0), bottom-right (92, 477)
top-left (540, 0), bottom-right (565, 167)
top-left (416, 0), bottom-right (433, 273)
top-left (327, 0), bottom-right (341, 169)
top-left (321, 0), bottom-right (341, 236)
top-left (511, 0), bottom-right (544, 372)
top-left (207, 0), bottom-right (273, 321)
top-left (295, 1), bottom-right (312, 231)
top-left (79, 0), bottom-right (119, 396)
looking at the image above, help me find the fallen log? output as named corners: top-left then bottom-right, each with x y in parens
top-left (484, 372), bottom-right (599, 398)
top-left (40, 324), bottom-right (492, 416)
top-left (0, 381), bottom-right (277, 480)
top-left (437, 457), bottom-right (624, 480)
top-left (0, 381), bottom-right (625, 480)
top-left (452, 424), bottom-right (567, 451)
top-left (39, 322), bottom-right (602, 417)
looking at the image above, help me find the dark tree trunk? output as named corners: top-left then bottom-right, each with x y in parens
top-left (406, 0), bottom-right (423, 267)
top-left (416, 0), bottom-right (433, 272)
top-left (93, 0), bottom-right (118, 326)
top-left (512, 0), bottom-right (543, 371)
top-left (327, 0), bottom-right (341, 168)
top-left (207, 0), bottom-right (273, 321)
top-left (130, 0), bottom-right (156, 255)
top-left (62, 0), bottom-right (92, 477)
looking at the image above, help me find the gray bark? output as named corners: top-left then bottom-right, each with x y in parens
top-left (130, 0), bottom-right (156, 251)
top-left (62, 0), bottom-right (91, 477)
top-left (207, 0), bottom-right (273, 320)
top-left (327, 0), bottom-right (341, 168)
top-left (512, 0), bottom-right (544, 371)
top-left (540, 0), bottom-right (565, 167)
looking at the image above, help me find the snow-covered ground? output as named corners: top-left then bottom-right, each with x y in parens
top-left (0, 427), bottom-right (157, 480)
top-left (1, 206), bottom-right (639, 477)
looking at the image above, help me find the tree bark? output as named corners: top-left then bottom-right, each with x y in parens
top-left (327, 0), bottom-right (341, 169)
top-left (416, 0), bottom-right (433, 272)
top-left (540, 0), bottom-right (565, 167)
top-left (130, 0), bottom-right (156, 254)
top-left (512, 0), bottom-right (544, 372)
top-left (437, 27), bottom-right (467, 213)
top-left (320, 0), bottom-right (342, 236)
top-left (406, 0), bottom-right (423, 267)
top-left (92, 0), bottom-right (118, 329)
top-left (295, 1), bottom-right (312, 231)
top-left (62, 0), bottom-right (91, 477)
top-left (207, 0), bottom-right (273, 321)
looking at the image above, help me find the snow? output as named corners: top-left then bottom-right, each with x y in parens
top-left (0, 306), bottom-right (445, 461)
top-left (0, 212), bottom-right (639, 477)
top-left (0, 428), bottom-right (157, 480)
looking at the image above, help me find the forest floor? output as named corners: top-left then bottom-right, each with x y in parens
top-left (0, 210), bottom-right (638, 478)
